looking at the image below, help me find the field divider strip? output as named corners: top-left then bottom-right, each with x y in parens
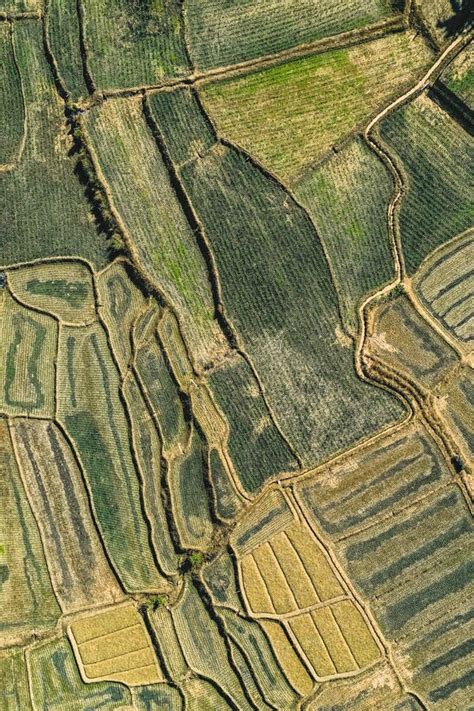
top-left (283, 619), bottom-right (320, 682)
top-left (75, 0), bottom-right (95, 94)
top-left (0, 11), bottom-right (41, 21)
top-left (248, 595), bottom-right (349, 622)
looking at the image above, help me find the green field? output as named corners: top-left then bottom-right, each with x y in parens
top-left (441, 42), bottom-right (474, 109)
top-left (294, 136), bottom-right (395, 334)
top-left (168, 426), bottom-right (214, 550)
top-left (82, 0), bottom-right (190, 90)
top-left (379, 93), bottom-right (474, 274)
top-left (185, 0), bottom-right (397, 71)
top-left (208, 355), bottom-right (298, 492)
top-left (10, 418), bottom-right (121, 613)
top-left (0, 652), bottom-right (31, 711)
top-left (201, 30), bottom-right (431, 182)
top-left (0, 21), bottom-right (109, 269)
top-left (46, 0), bottom-right (89, 99)
top-left (28, 638), bottom-right (131, 710)
top-left (0, 291), bottom-right (57, 418)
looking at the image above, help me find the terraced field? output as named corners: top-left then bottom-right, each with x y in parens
top-left (1, 4), bottom-right (472, 710)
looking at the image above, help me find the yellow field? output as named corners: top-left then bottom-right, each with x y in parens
top-left (69, 604), bottom-right (162, 686)
top-left (234, 498), bottom-right (381, 681)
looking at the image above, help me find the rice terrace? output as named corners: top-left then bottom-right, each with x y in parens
top-left (0, 0), bottom-right (473, 708)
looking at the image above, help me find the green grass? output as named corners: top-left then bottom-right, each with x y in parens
top-left (200, 31), bottom-right (430, 182)
top-left (209, 356), bottom-right (298, 492)
top-left (379, 94), bottom-right (474, 274)
top-left (46, 0), bottom-right (89, 99)
top-left (0, 21), bottom-right (109, 269)
top-left (0, 23), bottom-right (24, 168)
top-left (82, 0), bottom-right (190, 90)
top-left (185, 0), bottom-right (395, 71)
top-left (294, 136), bottom-right (394, 334)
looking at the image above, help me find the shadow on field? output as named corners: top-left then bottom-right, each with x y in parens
top-left (437, 0), bottom-right (473, 39)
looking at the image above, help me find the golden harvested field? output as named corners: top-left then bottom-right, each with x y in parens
top-left (69, 604), bottom-right (162, 685)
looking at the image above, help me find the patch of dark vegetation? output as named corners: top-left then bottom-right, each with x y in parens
top-left (451, 454), bottom-right (464, 473)
top-left (65, 102), bottom-right (127, 259)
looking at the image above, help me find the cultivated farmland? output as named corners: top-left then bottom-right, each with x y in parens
top-left (367, 293), bottom-right (459, 388)
top-left (440, 41), bottom-right (473, 109)
top-left (294, 136), bottom-right (395, 334)
top-left (413, 230), bottom-right (474, 349)
top-left (0, 21), bottom-right (109, 268)
top-left (379, 93), bottom-right (473, 274)
top-left (200, 30), bottom-right (431, 182)
top-left (1, 3), bottom-right (472, 709)
top-left (83, 96), bottom-right (224, 367)
top-left (296, 420), bottom-right (473, 707)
